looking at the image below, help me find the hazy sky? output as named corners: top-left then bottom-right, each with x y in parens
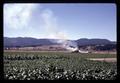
top-left (4, 3), bottom-right (116, 41)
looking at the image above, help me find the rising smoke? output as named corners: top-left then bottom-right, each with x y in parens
top-left (41, 8), bottom-right (79, 51)
top-left (4, 4), bottom-right (78, 51)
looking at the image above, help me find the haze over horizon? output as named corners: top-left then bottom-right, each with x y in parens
top-left (4, 4), bottom-right (116, 41)
top-left (4, 36), bottom-right (116, 42)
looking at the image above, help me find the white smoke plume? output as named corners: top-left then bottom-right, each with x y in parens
top-left (41, 9), bottom-right (78, 51)
top-left (4, 4), bottom-right (38, 29)
top-left (4, 4), bottom-right (78, 51)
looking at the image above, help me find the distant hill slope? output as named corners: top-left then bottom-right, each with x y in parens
top-left (4, 37), bottom-right (58, 47)
top-left (4, 37), bottom-right (116, 47)
top-left (76, 38), bottom-right (115, 46)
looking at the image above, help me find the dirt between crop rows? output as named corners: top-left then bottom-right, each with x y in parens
top-left (87, 58), bottom-right (117, 62)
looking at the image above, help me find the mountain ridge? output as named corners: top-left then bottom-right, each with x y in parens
top-left (4, 37), bottom-right (116, 47)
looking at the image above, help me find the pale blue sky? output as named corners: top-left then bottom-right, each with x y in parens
top-left (4, 3), bottom-right (116, 41)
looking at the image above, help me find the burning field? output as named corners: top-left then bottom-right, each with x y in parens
top-left (4, 37), bottom-right (117, 80)
top-left (4, 4), bottom-right (117, 80)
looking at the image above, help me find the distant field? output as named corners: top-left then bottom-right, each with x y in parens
top-left (4, 51), bottom-right (117, 80)
top-left (4, 51), bottom-right (117, 58)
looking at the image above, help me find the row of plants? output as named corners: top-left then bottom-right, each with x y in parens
top-left (4, 65), bottom-right (117, 80)
top-left (4, 52), bottom-right (117, 80)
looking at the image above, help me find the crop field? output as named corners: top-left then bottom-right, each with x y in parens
top-left (4, 51), bottom-right (117, 80)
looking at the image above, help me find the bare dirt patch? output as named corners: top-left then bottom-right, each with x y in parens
top-left (87, 58), bottom-right (117, 62)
